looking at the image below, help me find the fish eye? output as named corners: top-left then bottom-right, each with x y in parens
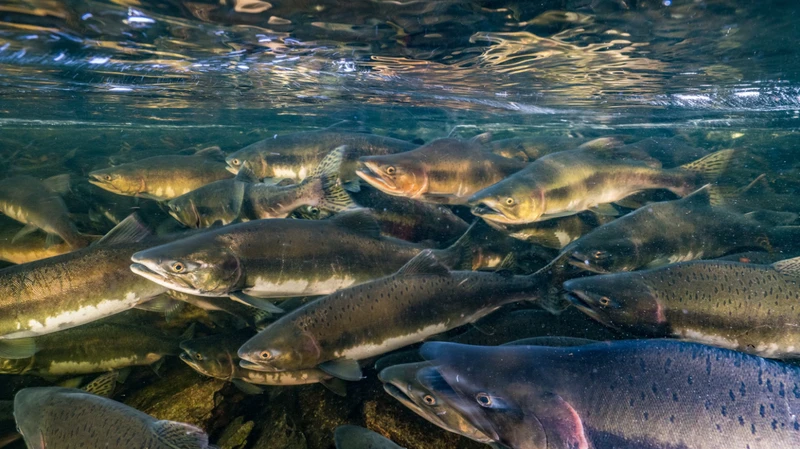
top-left (231, 158), bottom-right (241, 166)
top-left (423, 394), bottom-right (437, 405)
top-left (171, 262), bottom-right (185, 273)
top-left (310, 207), bottom-right (320, 215)
top-left (259, 350), bottom-right (272, 361)
top-left (599, 296), bottom-right (611, 307)
top-left (505, 197), bottom-right (515, 206)
top-left (593, 251), bottom-right (607, 260)
top-left (194, 353), bottom-right (204, 361)
top-left (476, 392), bottom-right (493, 407)
top-left (104, 174), bottom-right (112, 181)
top-left (385, 166), bottom-right (396, 175)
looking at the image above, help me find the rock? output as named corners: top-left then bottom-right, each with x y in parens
top-left (216, 416), bottom-right (255, 449)
top-left (122, 363), bottom-right (225, 428)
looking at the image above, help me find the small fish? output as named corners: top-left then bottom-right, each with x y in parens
top-left (356, 134), bottom-right (526, 204)
top-left (420, 340), bottom-right (800, 449)
top-left (179, 329), bottom-right (345, 395)
top-left (0, 215), bottom-right (168, 359)
top-left (167, 146), bottom-right (352, 227)
top-left (293, 186), bottom-right (469, 245)
top-left (0, 174), bottom-right (92, 249)
top-left (564, 256), bottom-right (800, 358)
top-left (88, 147), bottom-right (233, 201)
top-left (224, 123), bottom-right (417, 189)
top-left (333, 425), bottom-right (405, 449)
top-left (131, 210), bottom-right (471, 302)
top-left (468, 148), bottom-right (735, 225)
top-left (237, 250), bottom-right (544, 381)
top-left (0, 322), bottom-right (190, 376)
top-left (558, 185), bottom-right (790, 273)
top-left (14, 387), bottom-right (213, 449)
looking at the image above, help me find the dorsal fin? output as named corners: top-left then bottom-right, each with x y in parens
top-left (330, 210), bottom-right (381, 239)
top-left (235, 162), bottom-right (260, 183)
top-left (42, 174), bottom-right (71, 195)
top-left (95, 214), bottom-right (152, 246)
top-left (397, 249), bottom-right (451, 277)
top-left (471, 132), bottom-right (493, 145)
top-left (152, 420), bottom-right (210, 449)
top-left (81, 371), bottom-right (119, 397)
top-left (773, 256), bottom-right (800, 277)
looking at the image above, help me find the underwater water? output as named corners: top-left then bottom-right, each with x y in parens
top-left (2, 0), bottom-right (800, 448)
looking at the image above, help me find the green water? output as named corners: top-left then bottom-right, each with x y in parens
top-left (1, 0), bottom-right (800, 448)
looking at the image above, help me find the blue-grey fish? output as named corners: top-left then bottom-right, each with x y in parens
top-left (420, 339), bottom-right (800, 449)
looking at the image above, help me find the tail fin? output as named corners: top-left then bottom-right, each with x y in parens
top-left (310, 146), bottom-right (355, 213)
top-left (431, 220), bottom-right (477, 270)
top-left (679, 149), bottom-right (736, 181)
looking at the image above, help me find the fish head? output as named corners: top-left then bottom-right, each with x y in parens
top-left (167, 197), bottom-right (202, 229)
top-left (468, 183), bottom-right (544, 225)
top-left (563, 237), bottom-right (638, 274)
top-left (225, 150), bottom-right (268, 178)
top-left (88, 167), bottom-right (142, 196)
top-left (356, 155), bottom-right (428, 198)
top-left (564, 275), bottom-right (667, 333)
top-left (418, 343), bottom-right (551, 449)
top-left (130, 234), bottom-right (243, 296)
top-left (237, 323), bottom-right (321, 372)
top-left (179, 339), bottom-right (236, 380)
top-left (14, 387), bottom-right (61, 448)
top-left (379, 362), bottom-right (494, 443)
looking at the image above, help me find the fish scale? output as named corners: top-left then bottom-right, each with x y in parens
top-left (421, 340), bottom-right (800, 449)
top-left (564, 256), bottom-right (800, 358)
top-left (237, 250), bottom-right (544, 380)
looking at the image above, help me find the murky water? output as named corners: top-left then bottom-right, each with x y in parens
top-left (1, 1), bottom-right (800, 448)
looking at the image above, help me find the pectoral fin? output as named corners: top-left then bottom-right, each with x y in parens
top-left (229, 292), bottom-right (285, 314)
top-left (0, 338), bottom-right (37, 359)
top-left (318, 359), bottom-right (363, 381)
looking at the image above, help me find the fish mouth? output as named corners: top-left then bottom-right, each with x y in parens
top-left (382, 382), bottom-right (441, 423)
top-left (566, 253), bottom-right (608, 274)
top-left (355, 161), bottom-right (397, 191)
top-left (130, 262), bottom-right (196, 294)
top-left (225, 164), bottom-right (239, 175)
top-left (470, 202), bottom-right (517, 224)
top-left (564, 290), bottom-right (608, 324)
top-left (239, 359), bottom-right (278, 372)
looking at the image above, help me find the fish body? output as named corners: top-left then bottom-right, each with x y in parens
top-left (88, 151), bottom-right (232, 201)
top-left (179, 329), bottom-right (337, 390)
top-left (333, 425), bottom-right (404, 449)
top-left (0, 216), bottom-right (166, 348)
top-left (468, 149), bottom-right (734, 225)
top-left (167, 146), bottom-right (351, 228)
top-left (225, 130), bottom-right (417, 185)
top-left (131, 211), bottom-right (464, 299)
top-left (0, 175), bottom-right (90, 249)
top-left (564, 256), bottom-right (800, 358)
top-left (356, 137), bottom-right (526, 204)
top-left (560, 185), bottom-right (776, 273)
top-left (0, 220), bottom-right (74, 264)
top-left (0, 323), bottom-right (183, 376)
top-left (14, 387), bottom-right (212, 449)
top-left (420, 340), bottom-right (800, 449)
top-left (294, 186), bottom-right (469, 245)
top-left (237, 250), bottom-right (542, 380)
top-left (487, 211), bottom-right (614, 249)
